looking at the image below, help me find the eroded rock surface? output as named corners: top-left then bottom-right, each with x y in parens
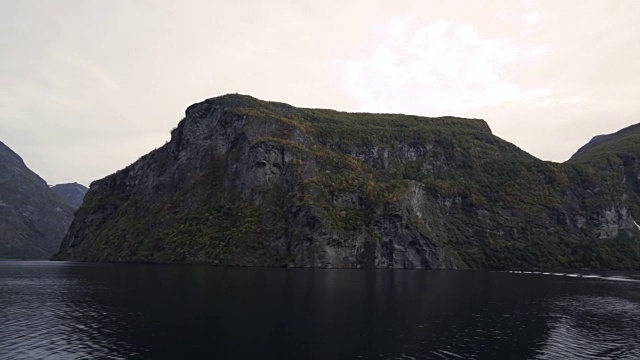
top-left (54, 95), bottom-right (640, 269)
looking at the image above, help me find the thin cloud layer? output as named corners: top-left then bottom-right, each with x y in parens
top-left (1, 0), bottom-right (639, 185)
top-left (335, 17), bottom-right (550, 114)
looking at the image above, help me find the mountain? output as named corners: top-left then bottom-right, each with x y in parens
top-left (0, 141), bottom-right (74, 259)
top-left (570, 123), bottom-right (640, 163)
top-left (51, 183), bottom-right (88, 210)
top-left (53, 94), bottom-right (640, 269)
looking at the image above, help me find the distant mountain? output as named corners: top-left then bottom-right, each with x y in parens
top-left (54, 94), bottom-right (640, 269)
top-left (570, 123), bottom-right (640, 164)
top-left (51, 183), bottom-right (88, 210)
top-left (0, 141), bottom-right (74, 259)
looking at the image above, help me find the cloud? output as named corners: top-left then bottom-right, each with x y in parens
top-left (334, 17), bottom-right (550, 115)
top-left (2, 0), bottom-right (639, 185)
top-left (557, 96), bottom-right (584, 105)
top-left (524, 12), bottom-right (541, 25)
top-left (51, 50), bottom-right (120, 90)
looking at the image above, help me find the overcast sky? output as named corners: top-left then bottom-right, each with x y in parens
top-left (2, 0), bottom-right (639, 186)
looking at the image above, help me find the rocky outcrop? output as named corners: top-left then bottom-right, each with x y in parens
top-left (51, 182), bottom-right (88, 210)
top-left (0, 141), bottom-right (74, 259)
top-left (53, 94), bottom-right (640, 269)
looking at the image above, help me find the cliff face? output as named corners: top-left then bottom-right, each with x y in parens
top-left (54, 95), bottom-right (640, 269)
top-left (51, 183), bottom-right (89, 210)
top-left (0, 141), bottom-right (74, 259)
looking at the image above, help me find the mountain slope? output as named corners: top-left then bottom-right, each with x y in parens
top-left (570, 123), bottom-right (640, 163)
top-left (54, 94), bottom-right (640, 269)
top-left (567, 123), bottom-right (640, 229)
top-left (51, 183), bottom-right (88, 210)
top-left (0, 141), bottom-right (74, 259)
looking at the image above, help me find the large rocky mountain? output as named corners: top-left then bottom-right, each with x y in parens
top-left (0, 141), bottom-right (74, 259)
top-left (54, 94), bottom-right (640, 269)
top-left (51, 182), bottom-right (88, 210)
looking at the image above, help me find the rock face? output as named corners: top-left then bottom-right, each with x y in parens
top-left (0, 141), bottom-right (74, 259)
top-left (54, 94), bottom-right (640, 269)
top-left (51, 183), bottom-right (88, 210)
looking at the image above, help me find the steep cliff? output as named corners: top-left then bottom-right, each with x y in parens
top-left (54, 95), bottom-right (640, 269)
top-left (51, 182), bottom-right (88, 210)
top-left (0, 141), bottom-right (74, 259)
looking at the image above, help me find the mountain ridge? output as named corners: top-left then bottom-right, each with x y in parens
top-left (0, 141), bottom-right (75, 259)
top-left (568, 124), bottom-right (640, 161)
top-left (51, 182), bottom-right (89, 210)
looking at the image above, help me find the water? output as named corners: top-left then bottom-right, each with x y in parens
top-left (1, 261), bottom-right (639, 359)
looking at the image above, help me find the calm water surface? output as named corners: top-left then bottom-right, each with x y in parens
top-left (1, 261), bottom-right (639, 359)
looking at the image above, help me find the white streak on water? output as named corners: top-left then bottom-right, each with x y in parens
top-left (505, 271), bottom-right (640, 283)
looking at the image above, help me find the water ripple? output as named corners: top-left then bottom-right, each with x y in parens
top-left (0, 263), bottom-right (141, 359)
top-left (2, 261), bottom-right (640, 359)
top-left (535, 296), bottom-right (640, 359)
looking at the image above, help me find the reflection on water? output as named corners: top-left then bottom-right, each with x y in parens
top-left (1, 261), bottom-right (639, 359)
top-left (0, 262), bottom-right (141, 359)
top-left (536, 296), bottom-right (640, 359)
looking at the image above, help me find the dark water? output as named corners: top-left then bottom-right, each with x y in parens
top-left (1, 262), bottom-right (640, 359)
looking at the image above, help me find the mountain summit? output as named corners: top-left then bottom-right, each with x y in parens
top-left (53, 94), bottom-right (640, 269)
top-left (51, 183), bottom-right (89, 210)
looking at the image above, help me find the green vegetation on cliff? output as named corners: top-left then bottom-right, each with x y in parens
top-left (54, 94), bottom-right (640, 269)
